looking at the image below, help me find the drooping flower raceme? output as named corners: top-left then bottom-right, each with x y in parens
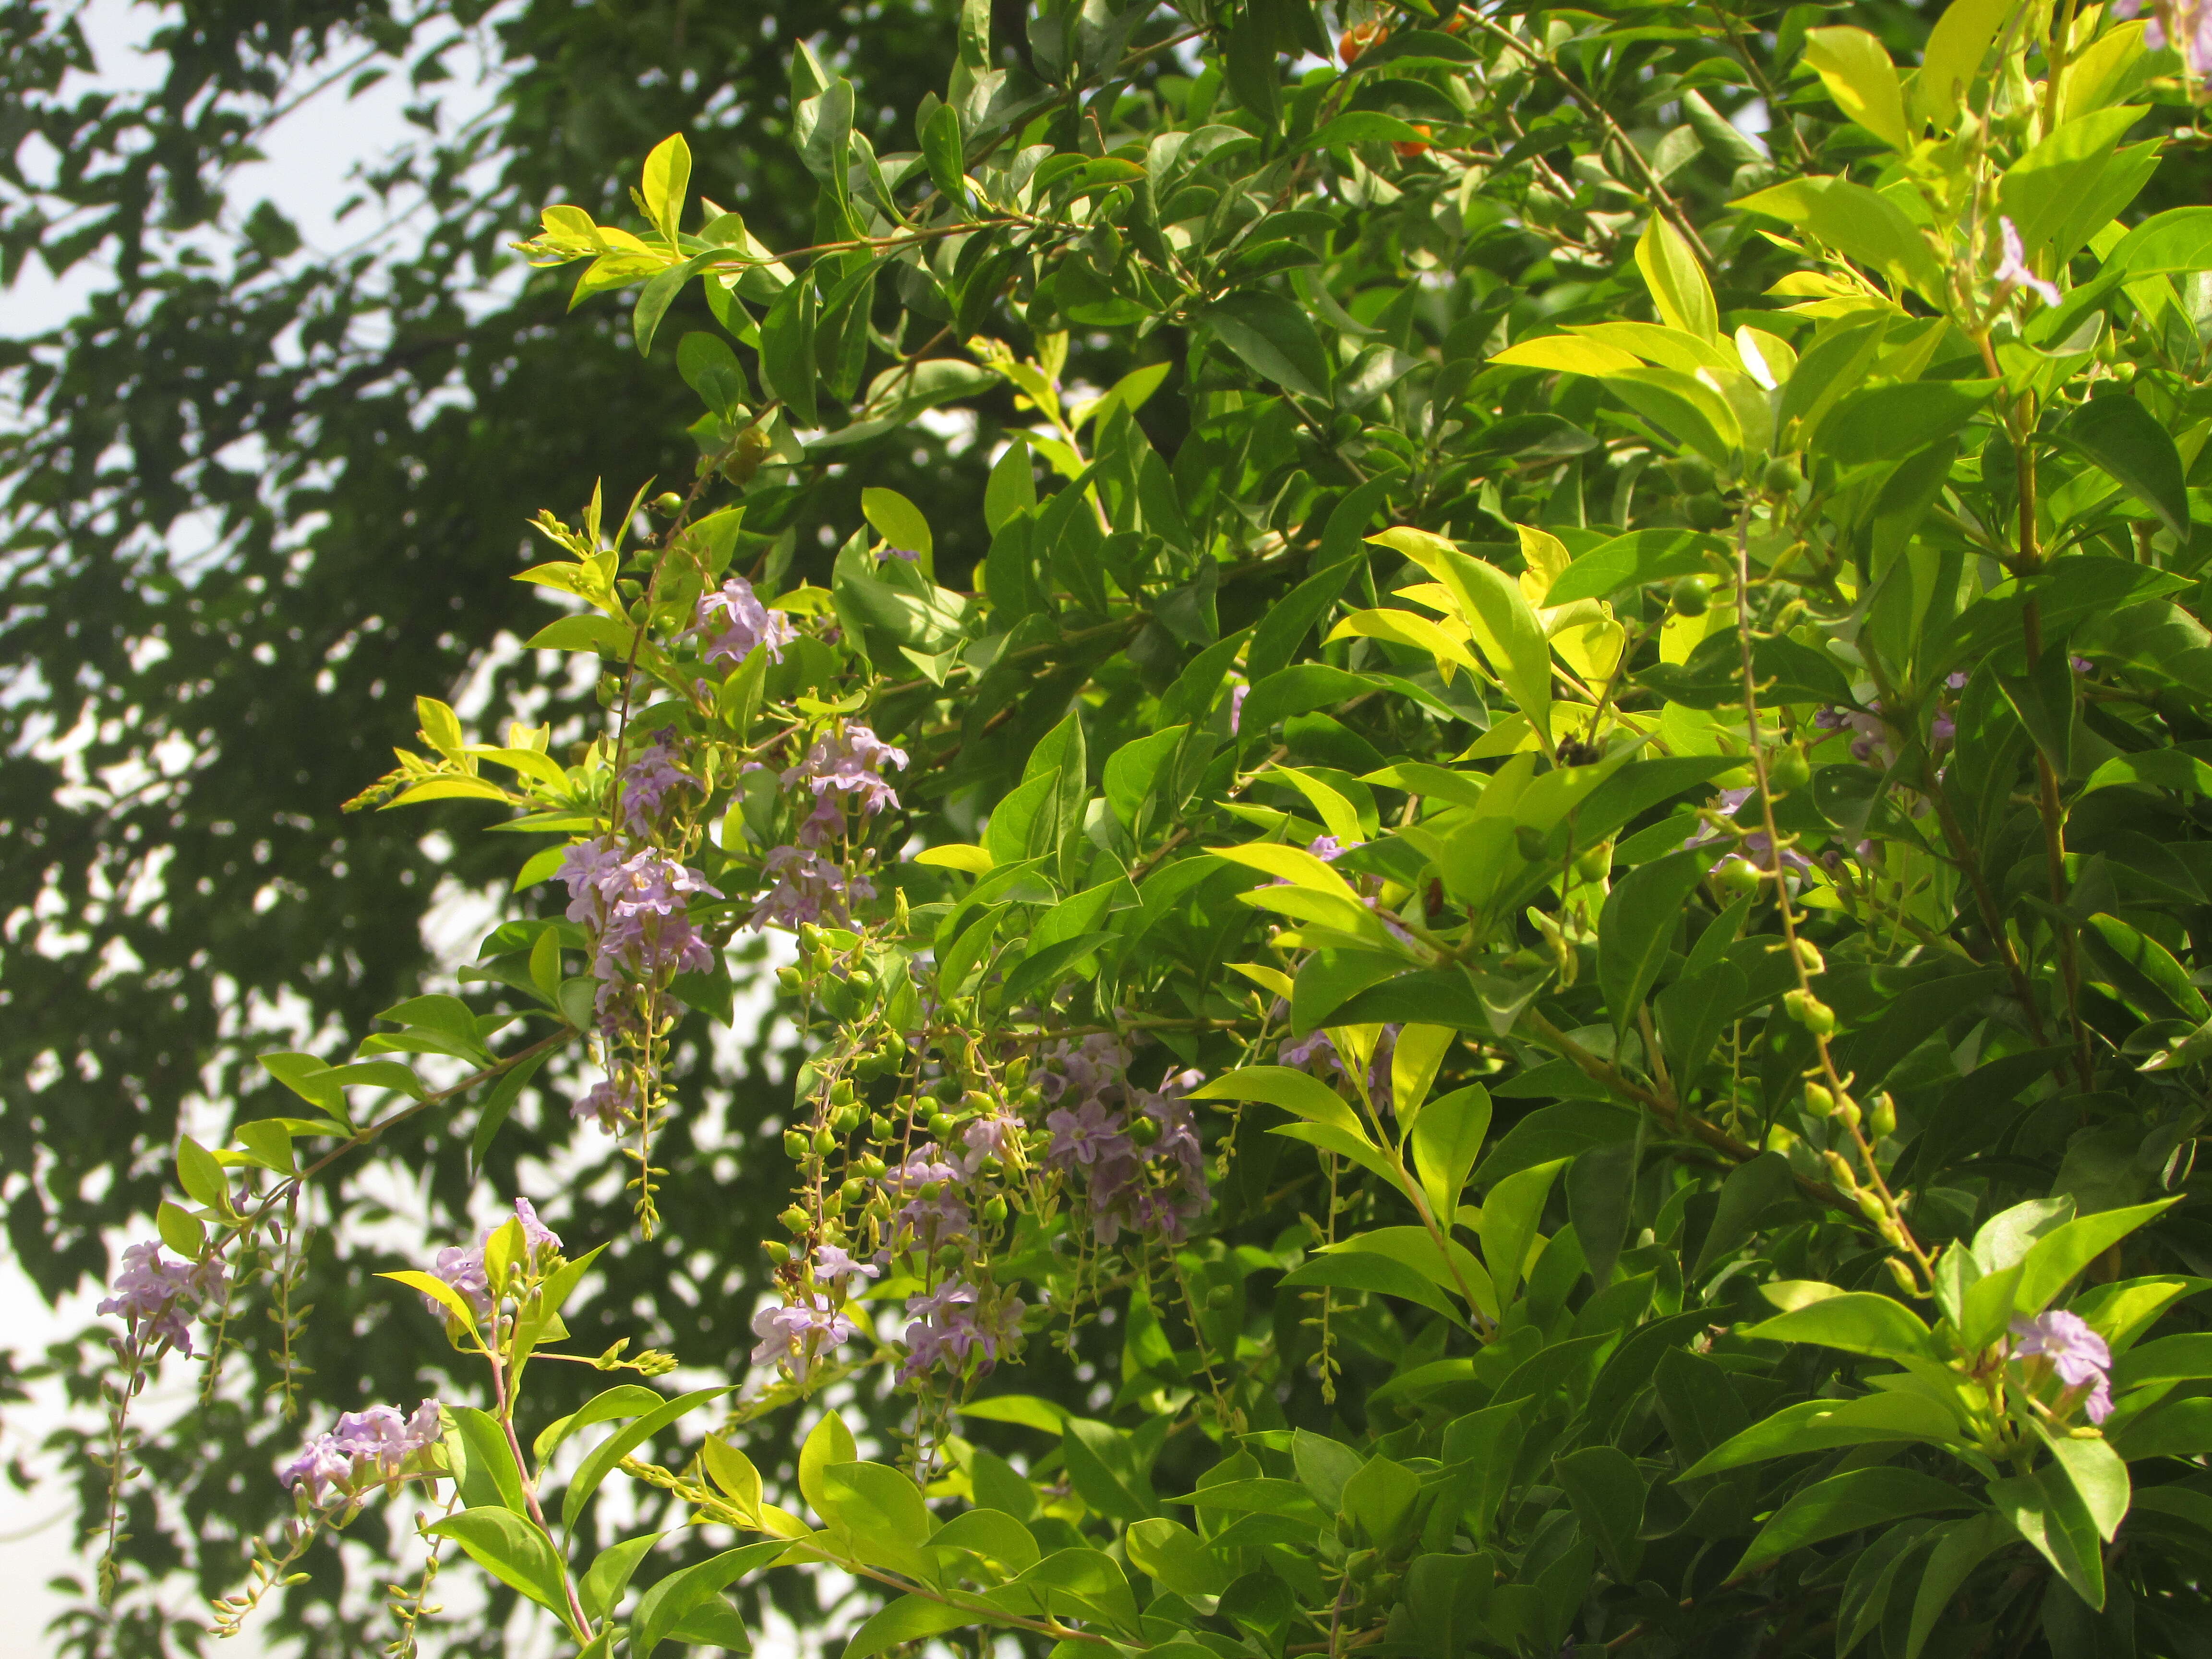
top-left (619, 728), bottom-right (698, 831)
top-left (281, 1399), bottom-right (443, 1506)
top-left (748, 844), bottom-right (876, 931)
top-left (99, 1241), bottom-right (227, 1357)
top-left (898, 1279), bottom-right (1026, 1383)
top-left (2009, 1310), bottom-right (2115, 1424)
top-left (559, 838), bottom-right (722, 1026)
top-left (1038, 1039), bottom-right (1213, 1244)
top-left (750, 1296), bottom-right (858, 1384)
top-left (1282, 1024), bottom-right (1400, 1118)
top-left (1683, 787), bottom-right (1815, 876)
top-left (785, 721), bottom-right (909, 847)
top-left (693, 576), bottom-right (796, 666)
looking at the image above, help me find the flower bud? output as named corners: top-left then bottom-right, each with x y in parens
top-left (1784, 989), bottom-right (1837, 1034)
top-left (1869, 1092), bottom-right (1898, 1140)
top-left (1130, 1115), bottom-right (1162, 1148)
top-left (778, 1206), bottom-right (810, 1233)
top-left (1856, 1189), bottom-right (1888, 1223)
top-left (1834, 1097), bottom-right (1861, 1131)
top-left (762, 1240), bottom-right (790, 1264)
top-left (1791, 938), bottom-right (1825, 975)
top-left (1803, 1082), bottom-right (1835, 1117)
top-left (1824, 1149), bottom-right (1859, 1189)
top-left (777, 965), bottom-right (802, 991)
top-left (1883, 1257), bottom-right (1919, 1297)
top-left (1769, 747), bottom-right (1812, 793)
top-left (983, 1194), bottom-right (1009, 1223)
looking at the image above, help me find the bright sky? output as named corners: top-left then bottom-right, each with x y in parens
top-left (0, 1), bottom-right (503, 1648)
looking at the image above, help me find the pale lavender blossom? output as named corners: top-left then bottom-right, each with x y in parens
top-left (881, 1144), bottom-right (972, 1253)
top-left (813, 1244), bottom-right (882, 1293)
top-left (748, 845), bottom-right (874, 930)
top-left (1229, 685), bottom-right (1250, 734)
top-left (750, 1296), bottom-right (858, 1382)
top-left (575, 1073), bottom-right (642, 1134)
top-left (960, 1111), bottom-right (1021, 1173)
top-left (1046, 1099), bottom-right (1129, 1168)
top-left (282, 1398), bottom-right (442, 1505)
top-left (1282, 1025), bottom-right (1399, 1116)
top-left (1931, 709), bottom-right (1957, 747)
top-left (2010, 1310), bottom-right (2116, 1424)
top-left (619, 729), bottom-right (697, 830)
top-left (2117, 0), bottom-right (2212, 74)
top-left (420, 1199), bottom-right (562, 1321)
top-left (1814, 705), bottom-right (1894, 767)
top-left (99, 1241), bottom-right (226, 1357)
top-left (786, 722), bottom-right (910, 834)
top-left (877, 545), bottom-right (921, 563)
top-left (693, 577), bottom-right (797, 666)
top-left (898, 1280), bottom-right (1026, 1382)
top-left (1994, 216), bottom-right (2062, 308)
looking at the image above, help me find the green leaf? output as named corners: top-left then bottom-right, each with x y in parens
top-left (1480, 1157), bottom-right (1565, 1305)
top-left (579, 1531), bottom-right (663, 1623)
top-left (1817, 380), bottom-right (1996, 470)
top-left (1905, 1513), bottom-right (2013, 1659)
top-left (449, 1405), bottom-right (530, 1515)
top-left (640, 133), bottom-right (691, 243)
top-left (1204, 291), bottom-right (1332, 400)
top-left (472, 1047), bottom-right (553, 1171)
top-left (931, 1508), bottom-right (1040, 1576)
top-left (1692, 1151), bottom-right (1801, 1277)
top-left (1341, 1455), bottom-right (1421, 1547)
top-left (1740, 1293), bottom-right (1934, 1358)
top-left (1410, 1085), bottom-right (1491, 1222)
top-left (561, 1386), bottom-right (731, 1531)
top-left (1731, 1468), bottom-right (1976, 1578)
top-left (798, 1409), bottom-right (859, 1515)
top-left (1544, 529), bottom-right (1725, 604)
top-left (1190, 1064), bottom-right (1365, 1134)
top-left (2034, 1424), bottom-right (2129, 1541)
top-left (2013, 1200), bottom-right (2177, 1314)
top-left (2057, 394), bottom-right (2190, 541)
top-left (1597, 850), bottom-right (1705, 1035)
top-left (840, 1594), bottom-right (975, 1659)
top-left (1989, 1466), bottom-right (2106, 1609)
top-left (861, 486), bottom-right (934, 565)
top-left (427, 1508), bottom-right (578, 1629)
top-left (1802, 26), bottom-right (1912, 150)
top-left (921, 101), bottom-right (965, 202)
top-left (1602, 366), bottom-right (1741, 465)
top-left (1555, 1445), bottom-right (1646, 1578)
top-left (1680, 1392), bottom-right (1962, 1478)
top-left (634, 1540), bottom-right (786, 1658)
top-left (760, 274), bottom-right (820, 427)
top-left (984, 435), bottom-right (1035, 532)
top-left (1281, 1248), bottom-right (1468, 1328)
top-left (534, 1383), bottom-right (671, 1463)
top-left (1634, 216), bottom-right (1717, 341)
top-left (1125, 1517), bottom-right (1226, 1597)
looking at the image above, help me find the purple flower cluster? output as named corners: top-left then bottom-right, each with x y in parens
top-left (99, 1241), bottom-right (227, 1357)
top-left (785, 722), bottom-right (909, 847)
top-left (575, 1070), bottom-right (643, 1134)
top-left (750, 1246), bottom-right (877, 1383)
top-left (881, 1142), bottom-right (972, 1255)
top-left (1683, 787), bottom-right (1815, 877)
top-left (1813, 705), bottom-right (1893, 766)
top-left (559, 838), bottom-right (721, 1024)
top-left (2009, 1310), bottom-right (2115, 1424)
top-left (748, 845), bottom-right (877, 931)
top-left (423, 1198), bottom-right (563, 1321)
top-left (280, 1399), bottom-right (442, 1506)
top-left (2118, 0), bottom-right (2212, 74)
top-left (1281, 1023), bottom-right (1401, 1117)
top-left (899, 1279), bottom-right (1026, 1383)
top-left (693, 576), bottom-right (797, 667)
top-left (1038, 1037), bottom-right (1211, 1244)
top-left (619, 729), bottom-right (698, 832)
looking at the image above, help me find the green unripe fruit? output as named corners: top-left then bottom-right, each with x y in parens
top-left (1768, 747), bottom-right (1811, 793)
top-left (812, 1126), bottom-right (838, 1154)
top-left (783, 1130), bottom-right (810, 1160)
top-left (934, 1244), bottom-right (965, 1269)
top-left (830, 1079), bottom-right (855, 1106)
top-left (778, 1205), bottom-right (810, 1233)
top-left (653, 491), bottom-right (684, 515)
top-left (1514, 825), bottom-right (1548, 862)
top-left (1804, 1082), bottom-right (1835, 1117)
top-left (962, 1090), bottom-right (994, 1115)
top-left (928, 1112), bottom-right (959, 1142)
top-left (1685, 492), bottom-right (1732, 530)
top-left (1870, 1092), bottom-right (1898, 1140)
top-left (868, 1113), bottom-right (892, 1141)
top-left (1002, 1056), bottom-right (1028, 1085)
top-left (1667, 456), bottom-right (1715, 493)
top-left (932, 1077), bottom-right (964, 1103)
top-left (1671, 573), bottom-right (1714, 615)
top-left (777, 965), bottom-right (801, 990)
top-left (1574, 842), bottom-right (1612, 881)
top-left (832, 1105), bottom-right (861, 1134)
top-left (858, 1154), bottom-right (887, 1178)
top-left (982, 1194), bottom-right (1009, 1223)
top-left (1763, 457), bottom-right (1802, 496)
top-left (762, 1240), bottom-right (791, 1264)
top-left (840, 1178), bottom-right (870, 1205)
top-left (1716, 856), bottom-right (1763, 897)
top-left (1834, 1097), bottom-right (1862, 1131)
top-left (1130, 1115), bottom-right (1161, 1148)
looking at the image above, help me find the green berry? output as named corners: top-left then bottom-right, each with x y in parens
top-left (1671, 573), bottom-right (1714, 616)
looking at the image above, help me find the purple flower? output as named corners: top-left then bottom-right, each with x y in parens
top-left (2010, 1310), bottom-right (2116, 1424)
top-left (1994, 216), bottom-right (2062, 308)
top-left (1946, 671), bottom-right (1970, 690)
top-left (750, 1296), bottom-right (857, 1382)
top-left (420, 1199), bottom-right (561, 1320)
top-left (513, 1197), bottom-right (562, 1255)
top-left (961, 1111), bottom-right (1021, 1173)
top-left (881, 1145), bottom-right (972, 1253)
top-left (2071, 655), bottom-right (2094, 675)
top-left (787, 721), bottom-right (909, 811)
top-left (1229, 685), bottom-right (1249, 734)
top-left (898, 1280), bottom-right (1025, 1382)
top-left (619, 730), bottom-right (697, 831)
top-left (282, 1399), bottom-right (442, 1506)
top-left (1683, 787), bottom-right (1813, 876)
top-left (1281, 1026), bottom-right (1399, 1116)
top-left (877, 545), bottom-right (921, 563)
top-left (1046, 1099), bottom-right (1130, 1168)
top-left (693, 577), bottom-right (797, 666)
top-left (748, 845), bottom-right (875, 930)
top-left (575, 1072), bottom-right (642, 1134)
top-left (98, 1241), bottom-right (226, 1357)
top-left (814, 1244), bottom-right (882, 1293)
